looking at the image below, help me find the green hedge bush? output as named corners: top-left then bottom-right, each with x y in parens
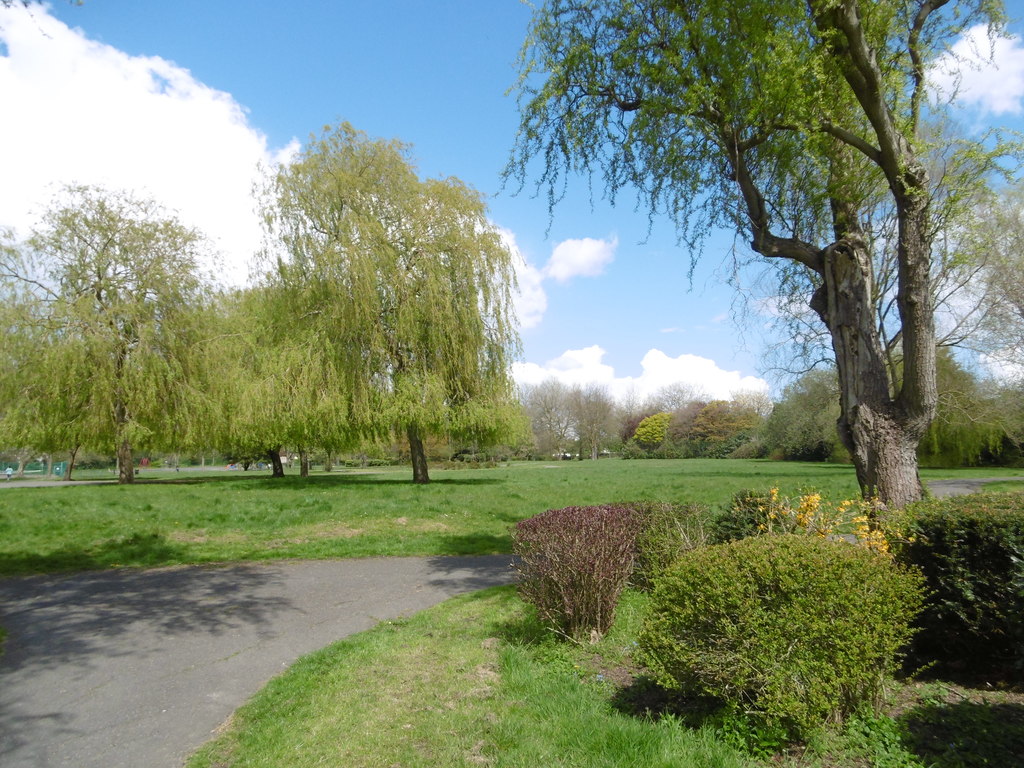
top-left (624, 501), bottom-right (714, 590)
top-left (512, 505), bottom-right (643, 640)
top-left (889, 492), bottom-right (1024, 670)
top-left (707, 488), bottom-right (769, 543)
top-left (638, 535), bottom-right (924, 740)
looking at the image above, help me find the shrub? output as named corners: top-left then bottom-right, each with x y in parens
top-left (619, 440), bottom-right (648, 460)
top-left (624, 501), bottom-right (714, 590)
top-left (708, 488), bottom-right (769, 542)
top-left (638, 535), bottom-right (924, 740)
top-left (888, 493), bottom-right (1024, 670)
top-left (512, 505), bottom-right (642, 641)
top-left (709, 486), bottom-right (850, 545)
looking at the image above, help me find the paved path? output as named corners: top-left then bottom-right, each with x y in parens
top-left (927, 477), bottom-right (1021, 498)
top-left (0, 556), bottom-right (515, 768)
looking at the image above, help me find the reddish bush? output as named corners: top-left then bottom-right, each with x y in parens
top-left (512, 505), bottom-right (642, 640)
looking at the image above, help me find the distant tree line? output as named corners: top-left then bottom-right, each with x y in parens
top-left (520, 349), bottom-right (1024, 469)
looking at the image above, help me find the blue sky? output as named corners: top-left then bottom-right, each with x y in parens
top-left (2, 1), bottom-right (1023, 401)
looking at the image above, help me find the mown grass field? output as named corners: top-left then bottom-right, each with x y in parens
top-left (0, 459), bottom-right (1019, 576)
top-left (187, 583), bottom-right (1024, 768)
top-left (188, 586), bottom-right (757, 768)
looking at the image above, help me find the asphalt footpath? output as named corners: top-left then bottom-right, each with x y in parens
top-left (0, 556), bottom-right (515, 768)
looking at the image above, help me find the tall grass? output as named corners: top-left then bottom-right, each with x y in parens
top-left (0, 459), bottom-right (1012, 576)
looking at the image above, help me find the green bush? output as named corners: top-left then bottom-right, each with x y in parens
top-left (512, 505), bottom-right (643, 641)
top-left (708, 488), bottom-right (771, 543)
top-left (889, 493), bottom-right (1024, 670)
top-left (625, 501), bottom-right (714, 590)
top-left (619, 440), bottom-right (648, 459)
top-left (638, 535), bottom-right (924, 740)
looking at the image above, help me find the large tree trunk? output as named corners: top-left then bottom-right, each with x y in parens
top-left (810, 230), bottom-right (933, 508)
top-left (299, 449), bottom-right (310, 478)
top-left (407, 424), bottom-right (430, 484)
top-left (727, 121), bottom-right (936, 508)
top-left (117, 438), bottom-right (134, 484)
top-left (267, 447), bottom-right (285, 478)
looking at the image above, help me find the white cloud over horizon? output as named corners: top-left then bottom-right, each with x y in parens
top-left (0, 4), bottom-right (298, 285)
top-left (513, 345), bottom-right (769, 403)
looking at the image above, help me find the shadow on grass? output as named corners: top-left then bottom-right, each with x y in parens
top-left (133, 473), bottom-right (504, 489)
top-left (0, 531), bottom-right (189, 578)
top-left (900, 700), bottom-right (1024, 767)
top-left (433, 533), bottom-right (514, 556)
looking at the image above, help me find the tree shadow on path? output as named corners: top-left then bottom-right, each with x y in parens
top-left (0, 562), bottom-right (295, 675)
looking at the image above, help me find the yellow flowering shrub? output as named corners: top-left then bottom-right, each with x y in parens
top-left (723, 487), bottom-right (892, 556)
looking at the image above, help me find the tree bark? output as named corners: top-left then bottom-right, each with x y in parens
top-left (299, 449), bottom-right (310, 478)
top-left (117, 438), bottom-right (134, 484)
top-left (809, 233), bottom-right (931, 508)
top-left (726, 127), bottom-right (935, 508)
top-left (64, 445), bottom-right (79, 481)
top-left (407, 424), bottom-right (430, 484)
top-left (267, 447), bottom-right (285, 478)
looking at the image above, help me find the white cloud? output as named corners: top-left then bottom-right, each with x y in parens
top-left (930, 25), bottom-right (1024, 115)
top-left (980, 351), bottom-right (1024, 381)
top-left (499, 233), bottom-right (618, 330)
top-left (0, 4), bottom-right (297, 285)
top-left (513, 346), bottom-right (768, 402)
top-left (543, 235), bottom-right (617, 283)
top-left (500, 227), bottom-right (547, 330)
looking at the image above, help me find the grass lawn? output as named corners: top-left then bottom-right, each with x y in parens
top-left (187, 586), bottom-right (756, 768)
top-left (186, 584), bottom-right (1024, 768)
top-left (5, 458), bottom-right (1023, 765)
top-left (0, 458), bottom-right (1019, 576)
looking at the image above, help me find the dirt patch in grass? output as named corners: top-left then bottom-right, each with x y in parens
top-left (307, 521), bottom-right (365, 538)
top-left (166, 530), bottom-right (248, 544)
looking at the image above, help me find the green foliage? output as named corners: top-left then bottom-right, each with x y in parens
top-left (708, 488), bottom-right (772, 543)
top-left (762, 369), bottom-right (845, 462)
top-left (508, 0), bottom-right (1017, 507)
top-left (890, 493), bottom-right (1024, 670)
top-left (917, 350), bottom-right (1006, 468)
top-left (512, 505), bottom-right (643, 640)
top-left (619, 439), bottom-right (649, 459)
top-left (0, 186), bottom-right (214, 481)
top-left (633, 412), bottom-right (671, 449)
top-left (638, 535), bottom-right (924, 740)
top-left (259, 122), bottom-right (522, 482)
top-left (626, 500), bottom-right (714, 590)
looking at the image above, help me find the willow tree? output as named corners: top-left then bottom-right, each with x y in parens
top-left (262, 123), bottom-right (522, 483)
top-left (1, 186), bottom-right (212, 483)
top-left (508, 0), bottom-right (1013, 506)
top-left (202, 286), bottom-right (371, 477)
